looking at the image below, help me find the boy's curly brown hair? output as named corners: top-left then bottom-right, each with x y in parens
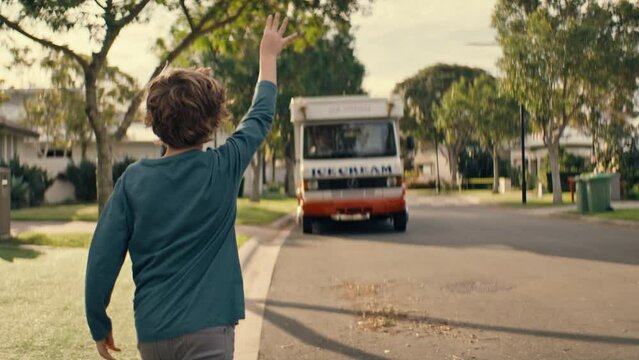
top-left (145, 68), bottom-right (228, 149)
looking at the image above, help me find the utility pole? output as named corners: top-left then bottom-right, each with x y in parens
top-left (520, 104), bottom-right (527, 204)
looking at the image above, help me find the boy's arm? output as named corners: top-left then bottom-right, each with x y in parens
top-left (85, 177), bottom-right (132, 342)
top-left (218, 14), bottom-right (297, 175)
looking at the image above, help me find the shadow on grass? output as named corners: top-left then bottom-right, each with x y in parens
top-left (0, 241), bottom-right (43, 262)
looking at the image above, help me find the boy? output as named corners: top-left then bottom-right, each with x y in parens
top-left (85, 14), bottom-right (297, 360)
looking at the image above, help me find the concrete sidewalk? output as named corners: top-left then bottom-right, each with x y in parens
top-left (10, 215), bottom-right (296, 237)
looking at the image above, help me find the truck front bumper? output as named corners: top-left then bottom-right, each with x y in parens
top-left (300, 194), bottom-right (406, 219)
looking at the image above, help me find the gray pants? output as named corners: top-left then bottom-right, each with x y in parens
top-left (138, 325), bottom-right (235, 360)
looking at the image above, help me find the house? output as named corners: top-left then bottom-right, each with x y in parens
top-left (0, 115), bottom-right (40, 164)
top-left (0, 88), bottom-right (266, 203)
top-left (509, 126), bottom-right (593, 179)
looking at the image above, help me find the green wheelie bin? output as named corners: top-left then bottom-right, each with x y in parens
top-left (585, 173), bottom-right (613, 213)
top-left (575, 175), bottom-right (589, 214)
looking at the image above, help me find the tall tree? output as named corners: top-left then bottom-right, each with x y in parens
top-left (1, 1), bottom-right (364, 211)
top-left (580, 2), bottom-right (639, 169)
top-left (395, 64), bottom-right (486, 188)
top-left (181, 11), bottom-right (365, 200)
top-left (466, 75), bottom-right (519, 193)
top-left (493, 0), bottom-right (639, 204)
top-left (19, 52), bottom-right (135, 159)
top-left (432, 78), bottom-right (473, 188)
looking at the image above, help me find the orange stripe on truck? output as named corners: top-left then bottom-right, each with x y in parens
top-left (301, 196), bottom-right (406, 217)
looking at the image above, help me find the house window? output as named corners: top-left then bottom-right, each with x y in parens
top-left (12, 137), bottom-right (17, 159)
top-left (421, 163), bottom-right (433, 176)
top-left (45, 148), bottom-right (71, 158)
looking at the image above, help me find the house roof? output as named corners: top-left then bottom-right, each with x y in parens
top-left (0, 115), bottom-right (39, 138)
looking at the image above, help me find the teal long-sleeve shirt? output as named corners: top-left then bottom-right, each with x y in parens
top-left (85, 81), bottom-right (277, 342)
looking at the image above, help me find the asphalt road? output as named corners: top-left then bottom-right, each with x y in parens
top-left (257, 196), bottom-right (639, 360)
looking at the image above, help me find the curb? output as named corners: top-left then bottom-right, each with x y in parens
top-left (268, 213), bottom-right (296, 230)
top-left (235, 225), bottom-right (294, 360)
top-left (553, 212), bottom-right (639, 229)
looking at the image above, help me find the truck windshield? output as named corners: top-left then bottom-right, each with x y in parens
top-left (303, 121), bottom-right (397, 159)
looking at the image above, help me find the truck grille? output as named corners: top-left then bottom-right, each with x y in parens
top-left (317, 177), bottom-right (388, 190)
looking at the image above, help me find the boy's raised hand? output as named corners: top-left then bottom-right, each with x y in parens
top-left (260, 13), bottom-right (298, 58)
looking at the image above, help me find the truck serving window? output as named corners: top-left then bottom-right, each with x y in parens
top-left (303, 121), bottom-right (397, 159)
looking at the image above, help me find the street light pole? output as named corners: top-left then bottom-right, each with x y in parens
top-left (520, 104), bottom-right (527, 205)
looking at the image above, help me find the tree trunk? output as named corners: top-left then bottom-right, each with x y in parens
top-left (445, 146), bottom-right (459, 189)
top-left (285, 155), bottom-right (295, 197)
top-left (81, 140), bottom-right (88, 160)
top-left (262, 150), bottom-right (266, 185)
top-left (249, 149), bottom-right (262, 203)
top-left (547, 141), bottom-right (563, 204)
top-left (271, 149), bottom-right (276, 183)
top-left (492, 145), bottom-right (499, 194)
top-left (95, 132), bottom-right (113, 211)
top-left (85, 70), bottom-right (113, 213)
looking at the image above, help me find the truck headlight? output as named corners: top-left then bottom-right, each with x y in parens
top-left (387, 176), bottom-right (402, 187)
top-left (304, 179), bottom-right (319, 190)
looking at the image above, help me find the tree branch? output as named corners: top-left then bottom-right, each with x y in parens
top-left (95, 0), bottom-right (152, 66)
top-left (113, 0), bottom-right (253, 140)
top-left (0, 14), bottom-right (88, 70)
top-left (94, 0), bottom-right (106, 10)
top-left (179, 0), bottom-right (195, 31)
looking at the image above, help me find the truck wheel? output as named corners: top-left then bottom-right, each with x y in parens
top-left (302, 216), bottom-right (314, 234)
top-left (393, 211), bottom-right (408, 232)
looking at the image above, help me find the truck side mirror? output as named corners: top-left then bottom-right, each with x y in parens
top-left (406, 136), bottom-right (415, 152)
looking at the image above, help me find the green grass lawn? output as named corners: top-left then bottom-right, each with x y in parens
top-left (409, 188), bottom-right (573, 208)
top-left (10, 203), bottom-right (99, 222)
top-left (235, 197), bottom-right (296, 225)
top-left (0, 230), bottom-right (253, 359)
top-left (586, 209), bottom-right (639, 222)
top-left (0, 244), bottom-right (138, 360)
top-left (11, 232), bottom-right (251, 249)
top-left (11, 197), bottom-right (296, 225)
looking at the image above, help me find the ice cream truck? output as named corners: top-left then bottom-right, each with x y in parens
top-left (290, 94), bottom-right (408, 233)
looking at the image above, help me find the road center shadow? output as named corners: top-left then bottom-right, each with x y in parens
top-left (247, 298), bottom-right (389, 360)
top-left (255, 298), bottom-right (639, 347)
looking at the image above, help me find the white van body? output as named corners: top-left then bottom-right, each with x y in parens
top-left (290, 94), bottom-right (408, 233)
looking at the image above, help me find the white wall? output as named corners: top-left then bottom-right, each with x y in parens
top-left (413, 144), bottom-right (453, 184)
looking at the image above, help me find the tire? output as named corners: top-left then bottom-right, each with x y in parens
top-left (393, 211), bottom-right (408, 232)
top-left (302, 216), bottom-right (314, 234)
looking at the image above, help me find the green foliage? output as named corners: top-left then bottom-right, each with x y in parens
top-left (64, 160), bottom-right (97, 202)
top-left (459, 145), bottom-right (493, 179)
top-left (466, 75), bottom-right (519, 150)
top-left (63, 156), bottom-right (136, 202)
top-left (183, 10), bottom-right (365, 153)
top-left (10, 175), bottom-right (30, 209)
top-left (597, 121), bottom-right (639, 198)
top-left (3, 0), bottom-right (368, 210)
top-left (493, 0), bottom-right (639, 201)
top-left (2, 158), bottom-right (53, 208)
top-left (394, 64), bottom-right (487, 141)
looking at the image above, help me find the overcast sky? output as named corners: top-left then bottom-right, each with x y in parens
top-left (0, 0), bottom-right (501, 96)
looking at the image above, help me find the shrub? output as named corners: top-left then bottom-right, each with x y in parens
top-left (63, 157), bottom-right (137, 203)
top-left (10, 175), bottom-right (30, 209)
top-left (64, 160), bottom-right (97, 202)
top-left (1, 157), bottom-right (52, 208)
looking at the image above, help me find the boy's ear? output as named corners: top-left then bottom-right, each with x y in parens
top-left (196, 67), bottom-right (213, 77)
